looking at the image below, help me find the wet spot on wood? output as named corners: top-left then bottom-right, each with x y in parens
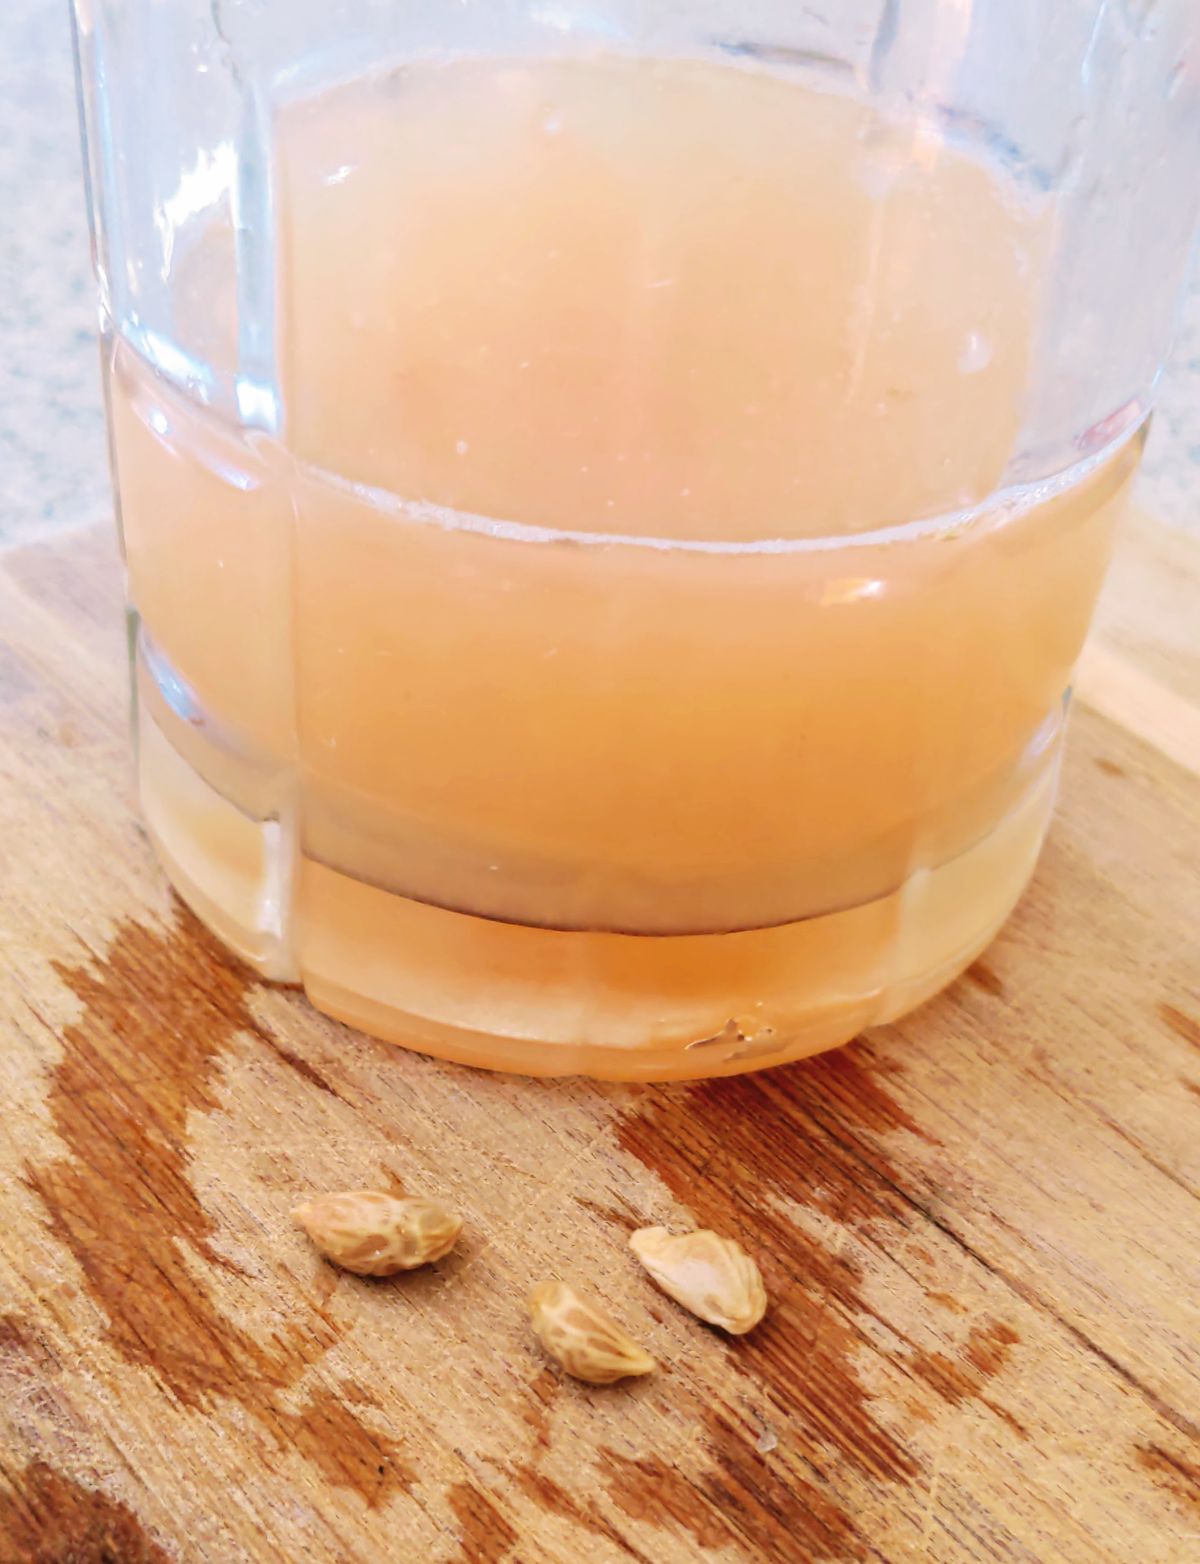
top-left (964, 960), bottom-right (1006, 998)
top-left (1136, 1444), bottom-right (1200, 1516)
top-left (986, 1402), bottom-right (1029, 1440)
top-left (0, 1460), bottom-right (175, 1564)
top-left (904, 1399), bottom-right (937, 1425)
top-left (602, 1406), bottom-right (867, 1562)
top-left (515, 1367), bottom-right (560, 1454)
top-left (573, 1194), bottom-right (637, 1233)
top-left (610, 1041), bottom-right (935, 1556)
top-left (600, 1447), bottom-right (748, 1553)
top-left (512, 1464), bottom-right (646, 1561)
top-left (446, 1480), bottom-right (519, 1564)
top-left (905, 1321), bottom-right (1020, 1410)
top-left (0, 1314), bottom-right (56, 1376)
top-left (0, 1314), bottom-right (66, 1435)
top-left (927, 1291), bottom-right (968, 1314)
top-left (22, 915), bottom-right (409, 1505)
top-left (285, 1384), bottom-right (413, 1506)
top-left (257, 1032), bottom-right (345, 1100)
top-left (699, 1401), bottom-right (868, 1561)
top-left (511, 1366), bottom-right (656, 1562)
top-left (1158, 1002), bottom-right (1200, 1052)
top-left (963, 1321), bottom-right (1020, 1380)
top-left (26, 917), bottom-right (263, 1405)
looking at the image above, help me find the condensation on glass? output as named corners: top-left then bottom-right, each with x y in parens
top-left (72, 1), bottom-right (1200, 1079)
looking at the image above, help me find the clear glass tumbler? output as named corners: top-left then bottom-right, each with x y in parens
top-left (72, 2), bottom-right (1200, 1079)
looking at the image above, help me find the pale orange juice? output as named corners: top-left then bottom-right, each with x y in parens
top-left (111, 54), bottom-right (1138, 1078)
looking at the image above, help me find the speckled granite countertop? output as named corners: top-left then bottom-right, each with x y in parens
top-left (3, 0), bottom-right (1197, 547)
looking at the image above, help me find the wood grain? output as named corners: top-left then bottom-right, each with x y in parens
top-left (0, 509), bottom-right (1197, 1564)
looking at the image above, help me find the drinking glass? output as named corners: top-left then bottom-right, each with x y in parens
top-left (71, 1), bottom-right (1200, 1078)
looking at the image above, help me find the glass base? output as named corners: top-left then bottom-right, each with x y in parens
top-left (134, 645), bottom-right (1056, 1081)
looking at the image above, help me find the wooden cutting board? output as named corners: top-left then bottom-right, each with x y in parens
top-left (0, 508), bottom-right (1196, 1564)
